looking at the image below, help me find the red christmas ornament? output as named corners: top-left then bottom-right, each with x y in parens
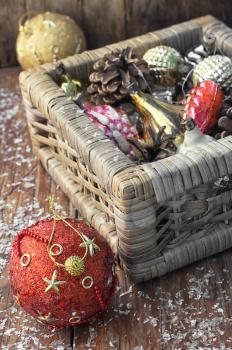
top-left (9, 216), bottom-right (116, 329)
top-left (183, 80), bottom-right (223, 133)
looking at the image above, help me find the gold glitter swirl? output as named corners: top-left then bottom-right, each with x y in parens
top-left (49, 243), bottom-right (63, 257)
top-left (69, 315), bottom-right (81, 324)
top-left (82, 276), bottom-right (94, 289)
top-left (20, 253), bottom-right (31, 267)
top-left (47, 195), bottom-right (88, 270)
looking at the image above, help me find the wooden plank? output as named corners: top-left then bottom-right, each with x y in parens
top-left (1, 0), bottom-right (231, 67)
top-left (0, 67), bottom-right (71, 349)
top-left (25, 0), bottom-right (45, 13)
top-left (124, 0), bottom-right (229, 38)
top-left (0, 0), bottom-right (26, 67)
top-left (2, 66), bottom-right (232, 349)
top-left (73, 253), bottom-right (232, 349)
top-left (73, 269), bottom-right (162, 349)
top-left (43, 0), bottom-right (78, 21)
top-left (80, 0), bottom-right (126, 49)
top-left (158, 252), bottom-right (232, 349)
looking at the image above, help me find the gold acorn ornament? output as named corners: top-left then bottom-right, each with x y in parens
top-left (192, 55), bottom-right (232, 91)
top-left (130, 89), bottom-right (184, 147)
top-left (64, 256), bottom-right (85, 277)
top-left (143, 45), bottom-right (188, 86)
top-left (16, 12), bottom-right (87, 70)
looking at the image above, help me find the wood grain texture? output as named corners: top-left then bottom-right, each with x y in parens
top-left (0, 0), bottom-right (231, 67)
top-left (124, 0), bottom-right (229, 37)
top-left (1, 67), bottom-right (232, 349)
top-left (0, 67), bottom-right (71, 349)
top-left (0, 0), bottom-right (26, 67)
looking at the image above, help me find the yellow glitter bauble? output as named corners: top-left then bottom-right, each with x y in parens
top-left (16, 12), bottom-right (87, 70)
top-left (64, 256), bottom-right (85, 277)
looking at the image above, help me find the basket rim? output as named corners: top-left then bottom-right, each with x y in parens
top-left (19, 14), bottom-right (232, 282)
top-left (19, 14), bottom-right (231, 203)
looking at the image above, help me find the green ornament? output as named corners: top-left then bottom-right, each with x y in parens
top-left (61, 81), bottom-right (79, 100)
top-left (143, 45), bottom-right (183, 85)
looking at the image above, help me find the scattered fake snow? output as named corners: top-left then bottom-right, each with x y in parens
top-left (1, 84), bottom-right (232, 350)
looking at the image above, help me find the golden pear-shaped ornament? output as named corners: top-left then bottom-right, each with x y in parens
top-left (130, 90), bottom-right (184, 147)
top-left (16, 12), bottom-right (87, 70)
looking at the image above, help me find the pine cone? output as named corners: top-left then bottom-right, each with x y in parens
top-left (218, 116), bottom-right (232, 133)
top-left (220, 93), bottom-right (232, 117)
top-left (87, 47), bottom-right (153, 104)
top-left (215, 115), bottom-right (232, 139)
top-left (216, 93), bottom-right (232, 138)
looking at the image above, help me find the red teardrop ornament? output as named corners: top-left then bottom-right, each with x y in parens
top-left (182, 80), bottom-right (223, 134)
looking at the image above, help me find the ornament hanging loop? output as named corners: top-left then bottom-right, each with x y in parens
top-left (47, 194), bottom-right (89, 267)
top-left (82, 276), bottom-right (94, 289)
top-left (20, 253), bottom-right (31, 267)
top-left (203, 33), bottom-right (216, 55)
top-left (49, 194), bottom-right (59, 221)
top-left (18, 12), bottom-right (35, 32)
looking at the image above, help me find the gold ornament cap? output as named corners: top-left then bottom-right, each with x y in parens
top-left (64, 256), bottom-right (85, 277)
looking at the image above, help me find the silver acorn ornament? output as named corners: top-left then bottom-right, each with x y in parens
top-left (143, 45), bottom-right (187, 86)
top-left (192, 55), bottom-right (232, 91)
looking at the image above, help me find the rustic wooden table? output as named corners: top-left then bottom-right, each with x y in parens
top-left (1, 67), bottom-right (232, 350)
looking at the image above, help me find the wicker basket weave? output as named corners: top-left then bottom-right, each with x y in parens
top-left (20, 15), bottom-right (232, 282)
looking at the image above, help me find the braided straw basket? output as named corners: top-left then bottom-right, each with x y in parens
top-left (20, 15), bottom-right (232, 282)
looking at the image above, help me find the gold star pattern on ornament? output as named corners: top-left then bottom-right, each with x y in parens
top-left (43, 270), bottom-right (66, 294)
top-left (37, 311), bottom-right (58, 324)
top-left (49, 194), bottom-right (55, 211)
top-left (79, 234), bottom-right (100, 256)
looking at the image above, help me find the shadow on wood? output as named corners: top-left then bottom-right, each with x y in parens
top-left (0, 0), bottom-right (231, 67)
